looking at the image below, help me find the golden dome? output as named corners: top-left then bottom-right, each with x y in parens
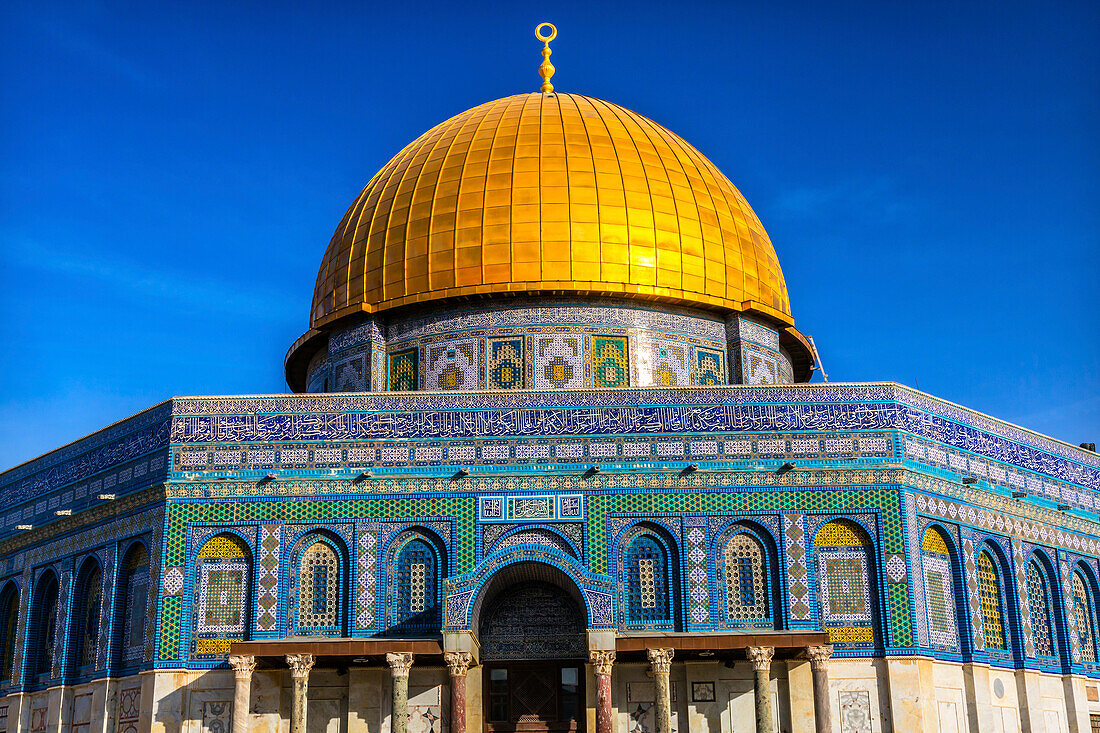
top-left (309, 92), bottom-right (794, 329)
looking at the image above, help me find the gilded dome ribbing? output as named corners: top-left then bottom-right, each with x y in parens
top-left (310, 93), bottom-right (793, 328)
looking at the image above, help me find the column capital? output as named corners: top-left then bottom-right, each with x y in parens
top-left (646, 647), bottom-right (675, 676)
top-left (589, 649), bottom-right (616, 676)
top-left (444, 651), bottom-right (473, 677)
top-left (803, 645), bottom-right (833, 671)
top-left (286, 653), bottom-right (315, 679)
top-left (747, 646), bottom-right (775, 672)
top-left (229, 654), bottom-right (257, 679)
top-left (387, 651), bottom-right (415, 677)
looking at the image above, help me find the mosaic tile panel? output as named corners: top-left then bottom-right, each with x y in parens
top-left (683, 518), bottom-right (710, 625)
top-left (532, 335), bottom-right (585, 389)
top-left (695, 347), bottom-right (725, 386)
top-left (592, 336), bottom-right (629, 388)
top-left (486, 337), bottom-right (525, 389)
top-left (739, 344), bottom-right (780, 385)
top-left (425, 338), bottom-right (479, 391)
top-left (783, 514), bottom-right (812, 622)
top-left (389, 348), bottom-right (418, 391)
top-left (256, 524), bottom-right (280, 633)
top-left (356, 523), bottom-right (378, 629)
top-left (1013, 540), bottom-right (1033, 657)
top-left (334, 354), bottom-right (368, 392)
top-left (639, 340), bottom-right (689, 387)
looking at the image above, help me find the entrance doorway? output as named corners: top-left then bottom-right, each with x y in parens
top-left (477, 578), bottom-right (589, 733)
top-left (484, 662), bottom-right (583, 733)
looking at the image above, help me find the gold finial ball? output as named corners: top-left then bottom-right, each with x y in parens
top-left (535, 23), bottom-right (557, 42)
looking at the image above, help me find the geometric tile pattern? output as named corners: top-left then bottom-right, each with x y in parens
top-left (783, 514), bottom-right (811, 622)
top-left (356, 523), bottom-right (378, 629)
top-left (486, 337), bottom-right (525, 389)
top-left (683, 518), bottom-right (709, 625)
top-left (640, 340), bottom-right (688, 387)
top-left (1013, 540), bottom-right (1033, 657)
top-left (389, 348), bottom-right (418, 391)
top-left (256, 524), bottom-right (280, 633)
top-left (695, 347), bottom-right (724, 386)
top-left (533, 335), bottom-right (585, 389)
top-left (425, 339), bottom-right (478, 391)
top-left (592, 336), bottom-right (629, 389)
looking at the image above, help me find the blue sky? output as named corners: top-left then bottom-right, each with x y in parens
top-left (1, 0), bottom-right (1097, 469)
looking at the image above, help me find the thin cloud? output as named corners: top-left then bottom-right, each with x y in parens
top-left (2, 235), bottom-right (298, 322)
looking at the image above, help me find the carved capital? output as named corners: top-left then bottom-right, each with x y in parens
top-left (444, 651), bottom-right (473, 677)
top-left (588, 649), bottom-right (616, 676)
top-left (803, 645), bottom-right (833, 671)
top-left (228, 654), bottom-right (256, 679)
top-left (646, 647), bottom-right (674, 676)
top-left (285, 653), bottom-right (315, 679)
top-left (387, 651), bottom-right (415, 677)
top-left (746, 646), bottom-right (774, 672)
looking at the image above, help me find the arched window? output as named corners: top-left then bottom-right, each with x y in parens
top-left (392, 538), bottom-right (439, 633)
top-left (921, 528), bottom-right (959, 649)
top-left (27, 571), bottom-right (59, 683)
top-left (1071, 571), bottom-right (1098, 664)
top-left (624, 534), bottom-right (672, 627)
top-left (294, 539), bottom-right (341, 635)
top-left (723, 532), bottom-right (768, 625)
top-left (976, 550), bottom-right (1007, 651)
top-left (193, 534), bottom-right (250, 657)
top-left (69, 560), bottom-right (103, 675)
top-left (115, 543), bottom-right (149, 669)
top-left (0, 583), bottom-right (18, 684)
top-left (813, 520), bottom-right (875, 646)
top-left (1025, 560), bottom-right (1055, 658)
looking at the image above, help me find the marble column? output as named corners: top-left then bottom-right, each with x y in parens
top-left (646, 648), bottom-right (675, 733)
top-left (805, 645), bottom-right (833, 733)
top-left (286, 653), bottom-right (315, 733)
top-left (445, 652), bottom-right (473, 733)
top-left (589, 650), bottom-right (616, 733)
top-left (228, 654), bottom-right (256, 733)
top-left (387, 652), bottom-right (415, 733)
top-left (747, 646), bottom-right (775, 733)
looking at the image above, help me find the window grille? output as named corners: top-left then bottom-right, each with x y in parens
top-left (1072, 573), bottom-right (1097, 663)
top-left (298, 541), bottom-right (339, 630)
top-left (921, 528), bottom-right (958, 648)
top-left (119, 545), bottom-right (149, 666)
top-left (724, 533), bottom-right (767, 622)
top-left (977, 551), bottom-right (1007, 651)
top-left (624, 534), bottom-right (670, 625)
top-left (394, 539), bottom-right (438, 631)
top-left (1026, 561), bottom-right (1055, 658)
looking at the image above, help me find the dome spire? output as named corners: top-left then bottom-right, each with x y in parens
top-left (536, 23), bottom-right (557, 93)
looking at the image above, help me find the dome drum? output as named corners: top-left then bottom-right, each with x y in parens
top-left (293, 297), bottom-right (803, 393)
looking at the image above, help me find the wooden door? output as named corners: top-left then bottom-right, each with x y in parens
top-left (484, 662), bottom-right (584, 733)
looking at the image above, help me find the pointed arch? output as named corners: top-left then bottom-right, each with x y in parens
top-left (114, 541), bottom-right (150, 670)
top-left (812, 519), bottom-right (878, 647)
top-left (1071, 563), bottom-right (1098, 664)
top-left (618, 523), bottom-right (679, 630)
top-left (0, 581), bottom-right (19, 685)
top-left (920, 526), bottom-right (962, 650)
top-left (68, 556), bottom-right (103, 677)
top-left (289, 531), bottom-right (347, 637)
top-left (192, 533), bottom-right (252, 657)
top-left (25, 569), bottom-right (60, 685)
top-left (976, 545), bottom-right (1009, 652)
top-left (716, 522), bottom-right (779, 629)
top-left (387, 529), bottom-right (446, 635)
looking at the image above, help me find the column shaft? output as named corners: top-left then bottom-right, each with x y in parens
top-left (747, 646), bottom-right (775, 733)
top-left (228, 654), bottom-right (256, 733)
top-left (589, 650), bottom-right (616, 733)
top-left (805, 646), bottom-right (833, 733)
top-left (445, 651), bottom-right (473, 733)
top-left (286, 653), bottom-right (315, 733)
top-left (387, 652), bottom-right (415, 733)
top-left (647, 648), bottom-right (674, 733)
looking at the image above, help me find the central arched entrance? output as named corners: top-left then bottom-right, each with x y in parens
top-left (474, 562), bottom-right (588, 733)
